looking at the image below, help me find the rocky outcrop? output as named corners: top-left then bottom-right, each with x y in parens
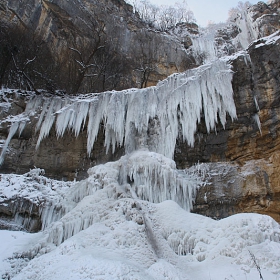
top-left (192, 159), bottom-right (280, 222)
top-left (0, 169), bottom-right (70, 232)
top-left (249, 0), bottom-right (280, 37)
top-left (213, 0), bottom-right (280, 57)
top-left (0, 197), bottom-right (42, 232)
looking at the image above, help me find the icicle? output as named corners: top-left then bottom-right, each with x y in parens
top-left (0, 92), bottom-right (42, 164)
top-left (234, 8), bottom-right (259, 50)
top-left (87, 95), bottom-right (109, 156)
top-left (25, 95), bottom-right (43, 114)
top-left (253, 114), bottom-right (262, 135)
top-left (36, 98), bottom-right (63, 149)
top-left (35, 98), bottom-right (51, 133)
top-left (73, 101), bottom-right (90, 137)
top-left (18, 121), bottom-right (27, 137)
top-left (253, 96), bottom-right (261, 134)
top-left (254, 96), bottom-right (260, 111)
top-left (0, 122), bottom-right (19, 165)
top-left (105, 91), bottom-right (128, 153)
top-left (192, 35), bottom-right (218, 63)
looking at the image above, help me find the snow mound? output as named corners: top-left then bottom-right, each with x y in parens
top-left (1, 198), bottom-right (279, 279)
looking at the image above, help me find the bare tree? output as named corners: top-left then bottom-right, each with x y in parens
top-left (129, 0), bottom-right (159, 27)
top-left (174, 1), bottom-right (195, 23)
top-left (135, 30), bottom-right (155, 88)
top-left (158, 6), bottom-right (177, 31)
top-left (248, 250), bottom-right (264, 280)
top-left (128, 0), bottom-right (196, 31)
top-left (68, 23), bottom-right (132, 93)
top-left (0, 20), bottom-right (56, 93)
top-left (0, 23), bottom-right (13, 87)
top-left (11, 52), bottom-right (39, 94)
top-left (68, 22), bottom-right (106, 94)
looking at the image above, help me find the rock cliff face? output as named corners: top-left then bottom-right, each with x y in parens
top-left (0, 0), bottom-right (194, 93)
top-left (250, 0), bottom-right (280, 37)
top-left (1, 0), bottom-right (280, 224)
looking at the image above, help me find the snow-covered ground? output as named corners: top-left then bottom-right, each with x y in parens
top-left (1, 152), bottom-right (280, 279)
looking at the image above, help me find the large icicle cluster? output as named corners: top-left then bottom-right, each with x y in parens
top-left (114, 150), bottom-right (202, 211)
top-left (71, 150), bottom-right (203, 212)
top-left (0, 58), bottom-right (236, 163)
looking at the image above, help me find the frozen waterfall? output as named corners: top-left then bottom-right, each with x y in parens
top-left (192, 33), bottom-right (218, 64)
top-left (233, 8), bottom-right (258, 49)
top-left (0, 58), bottom-right (236, 164)
top-left (0, 57), bottom-right (238, 220)
top-left (47, 150), bottom-right (205, 246)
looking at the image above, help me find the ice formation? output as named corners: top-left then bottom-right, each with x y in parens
top-left (44, 150), bottom-right (205, 245)
top-left (253, 114), bottom-right (262, 135)
top-left (117, 151), bottom-right (201, 210)
top-left (0, 46), bottom-right (239, 238)
top-left (192, 33), bottom-right (218, 63)
top-left (1, 179), bottom-right (280, 280)
top-left (0, 169), bottom-right (73, 231)
top-left (189, 4), bottom-right (264, 66)
top-left (233, 7), bottom-right (258, 49)
top-left (0, 151), bottom-right (205, 242)
top-left (0, 58), bottom-right (236, 164)
top-left (0, 122), bottom-right (20, 165)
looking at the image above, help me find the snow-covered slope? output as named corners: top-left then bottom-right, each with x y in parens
top-left (0, 157), bottom-right (280, 279)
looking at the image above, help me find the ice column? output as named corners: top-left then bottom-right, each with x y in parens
top-left (117, 151), bottom-right (202, 211)
top-left (0, 122), bottom-right (20, 165)
top-left (234, 8), bottom-right (258, 49)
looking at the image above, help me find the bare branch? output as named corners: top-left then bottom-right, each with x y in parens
top-left (11, 54), bottom-right (40, 94)
top-left (75, 59), bottom-right (85, 69)
top-left (248, 250), bottom-right (264, 280)
top-left (69, 47), bottom-right (82, 56)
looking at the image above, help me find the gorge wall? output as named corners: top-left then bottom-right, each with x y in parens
top-left (0, 0), bottom-right (195, 93)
